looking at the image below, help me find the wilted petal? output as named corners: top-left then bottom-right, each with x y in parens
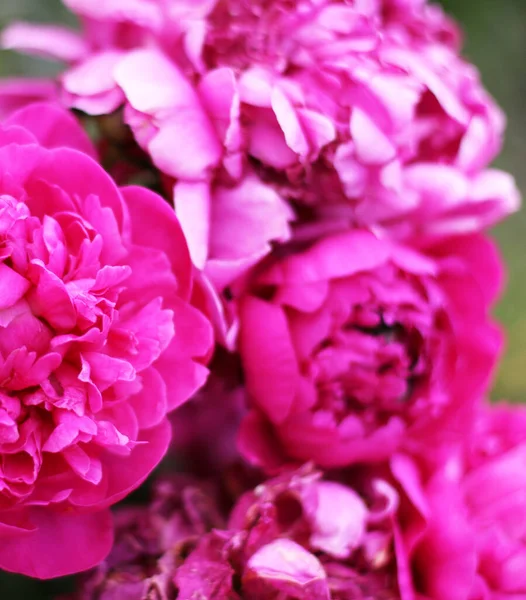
top-left (244, 539), bottom-right (330, 599)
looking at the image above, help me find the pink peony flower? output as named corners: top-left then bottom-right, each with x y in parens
top-left (1, 13), bottom-right (296, 308)
top-left (238, 230), bottom-right (503, 469)
top-left (2, 0), bottom-right (519, 323)
top-left (0, 102), bottom-right (212, 578)
top-left (412, 403), bottom-right (526, 600)
top-left (69, 465), bottom-right (419, 599)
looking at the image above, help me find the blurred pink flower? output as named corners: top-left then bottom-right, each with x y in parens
top-left (70, 465), bottom-right (415, 599)
top-left (0, 79), bottom-right (58, 119)
top-left (238, 230), bottom-right (503, 469)
top-left (170, 350), bottom-right (247, 475)
top-left (2, 1), bottom-right (519, 330)
top-left (71, 475), bottom-right (226, 600)
top-left (413, 403), bottom-right (526, 600)
top-left (0, 102), bottom-right (212, 578)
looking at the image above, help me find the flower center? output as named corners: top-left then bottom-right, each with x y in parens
top-left (311, 308), bottom-right (425, 419)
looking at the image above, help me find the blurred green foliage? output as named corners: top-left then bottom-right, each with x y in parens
top-left (0, 0), bottom-right (525, 596)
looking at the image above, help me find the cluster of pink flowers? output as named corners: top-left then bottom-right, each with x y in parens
top-left (0, 0), bottom-right (522, 597)
top-left (66, 403), bottom-right (526, 600)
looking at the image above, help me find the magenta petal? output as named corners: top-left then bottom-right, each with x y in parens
top-left (259, 230), bottom-right (391, 285)
top-left (167, 296), bottom-right (213, 362)
top-left (154, 302), bottom-right (212, 410)
top-left (240, 297), bottom-right (301, 424)
top-left (71, 419), bottom-right (172, 510)
top-left (129, 366), bottom-right (167, 429)
top-left (122, 186), bottom-right (192, 300)
top-left (206, 254), bottom-right (269, 293)
top-left (62, 0), bottom-right (162, 28)
top-left (350, 107), bottom-right (397, 165)
top-left (198, 66), bottom-right (240, 149)
top-left (159, 357), bottom-right (209, 412)
top-left (431, 234), bottom-right (504, 307)
top-left (173, 534), bottom-right (235, 598)
top-left (28, 147), bottom-right (125, 229)
top-left (280, 415), bottom-right (406, 467)
top-left (416, 474), bottom-right (477, 600)
top-left (271, 87), bottom-right (309, 157)
top-left (0, 79), bottom-right (57, 118)
top-left (27, 262), bottom-right (76, 331)
top-left (6, 102), bottom-right (97, 159)
top-left (0, 508), bottom-right (113, 579)
top-left (0, 124), bottom-right (38, 146)
top-left (210, 175), bottom-right (294, 263)
top-left (391, 454), bottom-right (429, 549)
top-left (0, 264), bottom-right (30, 309)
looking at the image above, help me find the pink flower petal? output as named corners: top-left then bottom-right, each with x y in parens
top-left (308, 481), bottom-right (369, 559)
top-left (244, 539), bottom-right (330, 600)
top-left (173, 181), bottom-right (211, 269)
top-left (2, 22), bottom-right (89, 63)
top-left (122, 186), bottom-right (192, 300)
top-left (6, 102), bottom-right (97, 159)
top-left (0, 264), bottom-right (30, 309)
top-left (240, 297), bottom-right (300, 424)
top-left (0, 508), bottom-right (113, 579)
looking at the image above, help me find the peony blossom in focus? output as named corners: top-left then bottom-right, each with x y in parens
top-left (68, 465), bottom-right (417, 599)
top-left (1, 0), bottom-right (519, 325)
top-left (0, 102), bottom-right (212, 578)
top-left (238, 230), bottom-right (503, 469)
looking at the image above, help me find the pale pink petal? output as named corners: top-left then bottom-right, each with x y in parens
top-left (244, 539), bottom-right (330, 599)
top-left (350, 107), bottom-right (397, 165)
top-left (173, 181), bottom-right (211, 269)
top-left (147, 112), bottom-right (221, 180)
top-left (308, 481), bottom-right (369, 559)
top-left (63, 0), bottom-right (162, 30)
top-left (62, 52), bottom-right (125, 115)
top-left (2, 22), bottom-right (89, 62)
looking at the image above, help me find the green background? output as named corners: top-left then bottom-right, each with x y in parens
top-left (0, 0), bottom-right (525, 596)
